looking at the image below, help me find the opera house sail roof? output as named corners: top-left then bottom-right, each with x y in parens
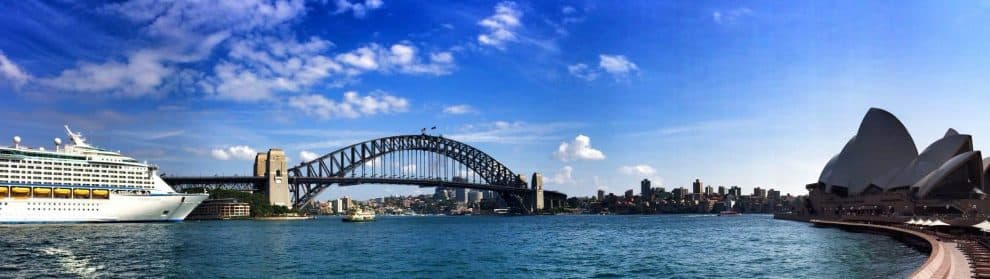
top-left (817, 108), bottom-right (988, 199)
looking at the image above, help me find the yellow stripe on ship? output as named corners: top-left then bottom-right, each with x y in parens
top-left (54, 188), bottom-right (71, 196)
top-left (33, 188), bottom-right (51, 195)
top-left (11, 187), bottom-right (30, 194)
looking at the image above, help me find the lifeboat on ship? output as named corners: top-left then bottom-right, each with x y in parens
top-left (73, 189), bottom-right (90, 198)
top-left (54, 188), bottom-right (71, 197)
top-left (33, 187), bottom-right (51, 196)
top-left (11, 187), bottom-right (30, 198)
top-left (0, 186), bottom-right (7, 196)
top-left (92, 189), bottom-right (109, 199)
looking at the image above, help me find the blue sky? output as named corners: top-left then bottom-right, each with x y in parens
top-left (2, 1), bottom-right (990, 200)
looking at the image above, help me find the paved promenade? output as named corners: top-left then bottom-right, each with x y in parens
top-left (810, 219), bottom-right (972, 279)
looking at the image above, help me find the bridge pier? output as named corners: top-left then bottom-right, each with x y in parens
top-left (531, 172), bottom-right (544, 213)
top-left (255, 149), bottom-right (291, 209)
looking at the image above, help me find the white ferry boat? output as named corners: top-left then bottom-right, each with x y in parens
top-left (0, 126), bottom-right (208, 223)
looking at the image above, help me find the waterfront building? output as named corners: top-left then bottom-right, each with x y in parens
top-left (341, 196), bottom-right (353, 212)
top-left (768, 189), bottom-right (781, 201)
top-left (455, 187), bottom-right (468, 204)
top-left (624, 189), bottom-right (634, 199)
top-left (641, 179), bottom-right (652, 199)
top-left (468, 190), bottom-right (483, 204)
top-left (804, 108), bottom-right (990, 219)
top-left (753, 187), bottom-right (766, 199)
top-left (729, 186), bottom-right (742, 197)
top-left (704, 185), bottom-right (713, 196)
top-left (597, 189), bottom-right (605, 201)
top-left (187, 199), bottom-right (250, 220)
top-left (331, 198), bottom-right (343, 214)
top-left (692, 179), bottom-right (702, 194)
top-left (718, 186), bottom-right (726, 196)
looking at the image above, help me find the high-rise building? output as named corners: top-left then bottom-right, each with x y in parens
top-left (468, 190), bottom-right (483, 204)
top-left (624, 189), bottom-right (634, 199)
top-left (753, 187), bottom-right (766, 198)
top-left (729, 186), bottom-right (742, 197)
top-left (718, 186), bottom-right (726, 196)
top-left (692, 179), bottom-right (703, 194)
top-left (768, 189), bottom-right (781, 201)
top-left (704, 185), bottom-right (713, 195)
top-left (455, 188), bottom-right (468, 204)
top-left (641, 179), bottom-right (652, 198)
top-left (341, 196), bottom-right (353, 211)
top-left (597, 189), bottom-right (605, 201)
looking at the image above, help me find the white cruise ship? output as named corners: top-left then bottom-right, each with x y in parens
top-left (0, 126), bottom-right (208, 223)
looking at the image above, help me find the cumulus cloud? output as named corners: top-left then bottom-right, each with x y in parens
top-left (553, 134), bottom-right (605, 161)
top-left (333, 0), bottom-right (384, 18)
top-left (299, 150), bottom-right (320, 162)
top-left (619, 164), bottom-right (657, 176)
top-left (0, 51), bottom-right (32, 87)
top-left (443, 104), bottom-right (475, 115)
top-left (288, 91), bottom-right (409, 119)
top-left (335, 43), bottom-right (455, 76)
top-left (203, 36), bottom-right (341, 101)
top-left (568, 54), bottom-right (638, 82)
top-left (598, 54), bottom-right (638, 76)
top-left (477, 1), bottom-right (522, 49)
top-left (547, 165), bottom-right (574, 185)
top-left (211, 145), bottom-right (258, 161)
top-left (712, 8), bottom-right (753, 24)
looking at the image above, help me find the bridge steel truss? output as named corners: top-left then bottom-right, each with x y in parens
top-left (287, 135), bottom-right (531, 210)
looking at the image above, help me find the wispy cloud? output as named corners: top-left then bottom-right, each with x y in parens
top-left (477, 1), bottom-right (523, 49)
top-left (447, 121), bottom-right (582, 144)
top-left (712, 8), bottom-right (753, 24)
top-left (442, 104), bottom-right (476, 115)
top-left (0, 51), bottom-right (32, 87)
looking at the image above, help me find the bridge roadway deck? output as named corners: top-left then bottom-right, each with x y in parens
top-left (810, 219), bottom-right (972, 279)
top-left (160, 176), bottom-right (567, 198)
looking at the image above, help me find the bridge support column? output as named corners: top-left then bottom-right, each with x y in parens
top-left (531, 172), bottom-right (544, 213)
top-left (255, 148), bottom-right (291, 209)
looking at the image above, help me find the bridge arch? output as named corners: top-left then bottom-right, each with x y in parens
top-left (287, 135), bottom-right (528, 208)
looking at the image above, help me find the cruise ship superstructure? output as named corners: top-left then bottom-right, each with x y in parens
top-left (0, 126), bottom-right (208, 223)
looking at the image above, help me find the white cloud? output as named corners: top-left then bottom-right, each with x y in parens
top-left (336, 43), bottom-right (455, 76)
top-left (477, 1), bottom-right (522, 49)
top-left (210, 145), bottom-right (257, 161)
top-left (448, 121), bottom-right (580, 144)
top-left (568, 54), bottom-right (638, 82)
top-left (204, 36), bottom-right (342, 101)
top-left (598, 54), bottom-right (638, 75)
top-left (562, 6), bottom-right (576, 14)
top-left (443, 104), bottom-right (475, 115)
top-left (300, 150), bottom-right (320, 162)
top-left (547, 166), bottom-right (574, 185)
top-left (712, 8), bottom-right (753, 24)
top-left (0, 51), bottom-right (31, 87)
top-left (567, 63), bottom-right (597, 81)
top-left (553, 134), bottom-right (605, 161)
top-left (333, 0), bottom-right (384, 18)
top-left (288, 91), bottom-right (409, 119)
top-left (38, 0), bottom-right (306, 97)
top-left (619, 164), bottom-right (657, 176)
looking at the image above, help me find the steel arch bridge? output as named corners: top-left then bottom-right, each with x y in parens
top-left (287, 134), bottom-right (531, 209)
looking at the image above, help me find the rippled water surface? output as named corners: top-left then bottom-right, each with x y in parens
top-left (0, 215), bottom-right (925, 278)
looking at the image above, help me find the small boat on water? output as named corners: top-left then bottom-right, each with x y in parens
top-left (342, 208), bottom-right (376, 222)
top-left (719, 200), bottom-right (742, 216)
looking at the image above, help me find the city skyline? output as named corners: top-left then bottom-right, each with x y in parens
top-left (3, 1), bottom-right (990, 200)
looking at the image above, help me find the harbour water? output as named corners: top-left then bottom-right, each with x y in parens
top-left (0, 214), bottom-right (924, 278)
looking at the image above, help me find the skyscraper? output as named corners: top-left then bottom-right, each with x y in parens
top-left (718, 185), bottom-right (726, 196)
top-left (704, 185), bottom-right (713, 195)
top-left (597, 189), bottom-right (605, 201)
top-left (692, 179), bottom-right (703, 194)
top-left (641, 179), bottom-right (652, 198)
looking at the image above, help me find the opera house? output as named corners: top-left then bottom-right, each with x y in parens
top-left (803, 108), bottom-right (990, 221)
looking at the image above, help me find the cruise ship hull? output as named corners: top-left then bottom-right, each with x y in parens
top-left (0, 193), bottom-right (209, 223)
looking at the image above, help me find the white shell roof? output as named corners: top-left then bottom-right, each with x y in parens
top-left (913, 150), bottom-right (983, 198)
top-left (879, 133), bottom-right (972, 189)
top-left (818, 108), bottom-right (918, 195)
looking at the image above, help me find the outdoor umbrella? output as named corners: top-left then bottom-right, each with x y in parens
top-left (971, 220), bottom-right (990, 231)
